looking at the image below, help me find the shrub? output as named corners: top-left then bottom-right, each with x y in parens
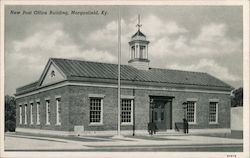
top-left (5, 120), bottom-right (16, 132)
top-left (5, 95), bottom-right (16, 132)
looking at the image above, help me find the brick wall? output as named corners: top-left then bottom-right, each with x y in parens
top-left (67, 85), bottom-right (230, 131)
top-left (16, 86), bottom-right (71, 131)
top-left (16, 84), bottom-right (231, 132)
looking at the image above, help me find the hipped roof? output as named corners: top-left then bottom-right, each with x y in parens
top-left (16, 58), bottom-right (233, 95)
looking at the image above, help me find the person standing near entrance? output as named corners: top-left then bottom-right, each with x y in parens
top-left (183, 118), bottom-right (189, 134)
top-left (148, 122), bottom-right (157, 135)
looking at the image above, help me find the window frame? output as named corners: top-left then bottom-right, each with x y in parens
top-left (209, 102), bottom-right (218, 124)
top-left (56, 97), bottom-right (61, 126)
top-left (89, 97), bottom-right (103, 125)
top-left (186, 101), bottom-right (197, 124)
top-left (30, 101), bottom-right (34, 125)
top-left (24, 104), bottom-right (28, 125)
top-left (131, 46), bottom-right (135, 59)
top-left (36, 100), bottom-right (40, 125)
top-left (19, 104), bottom-right (22, 124)
top-left (45, 99), bottom-right (50, 125)
top-left (121, 99), bottom-right (134, 125)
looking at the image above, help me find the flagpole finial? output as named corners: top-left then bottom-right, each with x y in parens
top-left (136, 14), bottom-right (142, 31)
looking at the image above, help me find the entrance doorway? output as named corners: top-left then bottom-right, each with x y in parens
top-left (149, 96), bottom-right (173, 131)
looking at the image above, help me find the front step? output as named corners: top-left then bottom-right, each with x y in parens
top-left (154, 130), bottom-right (187, 136)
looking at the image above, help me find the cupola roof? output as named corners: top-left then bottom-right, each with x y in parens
top-left (132, 30), bottom-right (146, 38)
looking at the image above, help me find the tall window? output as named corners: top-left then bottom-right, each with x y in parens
top-left (24, 104), bottom-right (27, 124)
top-left (89, 98), bottom-right (103, 124)
top-left (46, 100), bottom-right (50, 125)
top-left (121, 99), bottom-right (133, 124)
top-left (56, 98), bottom-right (61, 125)
top-left (131, 46), bottom-right (135, 58)
top-left (30, 103), bottom-right (33, 124)
top-left (187, 101), bottom-right (196, 123)
top-left (209, 102), bottom-right (218, 123)
top-left (161, 111), bottom-right (164, 121)
top-left (139, 46), bottom-right (145, 58)
top-left (36, 102), bottom-right (40, 125)
top-left (136, 45), bottom-right (138, 58)
top-left (19, 105), bottom-right (22, 124)
top-left (154, 111), bottom-right (158, 121)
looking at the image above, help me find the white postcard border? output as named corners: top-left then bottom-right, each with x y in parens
top-left (0, 0), bottom-right (249, 158)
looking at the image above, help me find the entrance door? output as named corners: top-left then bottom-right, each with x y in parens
top-left (149, 98), bottom-right (172, 131)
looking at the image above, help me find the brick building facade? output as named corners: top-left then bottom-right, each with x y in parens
top-left (15, 27), bottom-right (233, 135)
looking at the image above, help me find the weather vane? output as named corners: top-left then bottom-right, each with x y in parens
top-left (136, 14), bottom-right (142, 31)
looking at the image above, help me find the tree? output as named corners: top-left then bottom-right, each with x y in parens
top-left (5, 95), bottom-right (16, 132)
top-left (231, 87), bottom-right (243, 107)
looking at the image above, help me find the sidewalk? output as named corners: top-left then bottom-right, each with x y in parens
top-left (4, 132), bottom-right (243, 151)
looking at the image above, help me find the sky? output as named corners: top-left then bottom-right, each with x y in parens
top-left (4, 5), bottom-right (243, 95)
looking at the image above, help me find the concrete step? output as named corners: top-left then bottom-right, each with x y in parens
top-left (153, 130), bottom-right (187, 136)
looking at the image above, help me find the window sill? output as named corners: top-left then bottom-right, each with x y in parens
top-left (121, 123), bottom-right (133, 126)
top-left (209, 122), bottom-right (218, 125)
top-left (188, 122), bottom-right (196, 125)
top-left (89, 123), bottom-right (103, 126)
top-left (55, 123), bottom-right (61, 126)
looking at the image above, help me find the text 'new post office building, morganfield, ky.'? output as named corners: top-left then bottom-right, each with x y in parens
top-left (15, 25), bottom-right (233, 135)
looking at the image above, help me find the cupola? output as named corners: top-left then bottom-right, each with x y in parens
top-left (128, 15), bottom-right (150, 70)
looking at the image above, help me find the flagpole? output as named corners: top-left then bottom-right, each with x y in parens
top-left (117, 6), bottom-right (121, 136)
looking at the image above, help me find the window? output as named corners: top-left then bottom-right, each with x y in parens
top-left (56, 98), bottom-right (61, 125)
top-left (186, 101), bottom-right (196, 123)
top-left (136, 45), bottom-right (138, 58)
top-left (131, 46), bottom-right (135, 58)
top-left (36, 102), bottom-right (40, 125)
top-left (161, 111), bottom-right (164, 121)
top-left (24, 104), bottom-right (27, 124)
top-left (46, 100), bottom-right (50, 125)
top-left (89, 98), bottom-right (103, 124)
top-left (121, 99), bottom-right (133, 124)
top-left (19, 105), bottom-right (22, 124)
top-left (209, 102), bottom-right (218, 123)
top-left (154, 111), bottom-right (158, 121)
top-left (30, 103), bottom-right (33, 124)
top-left (50, 70), bottom-right (55, 77)
top-left (139, 46), bottom-right (145, 58)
